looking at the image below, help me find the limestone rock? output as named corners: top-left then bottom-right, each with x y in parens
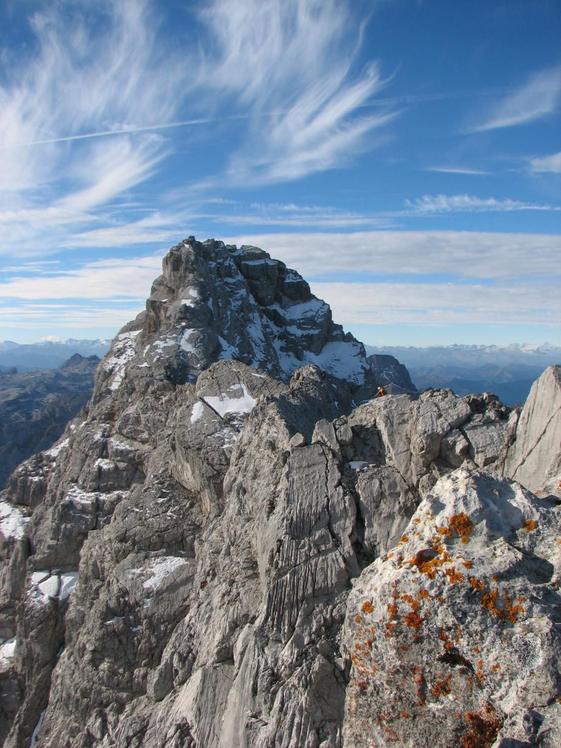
top-left (342, 469), bottom-right (561, 748)
top-left (504, 365), bottom-right (561, 496)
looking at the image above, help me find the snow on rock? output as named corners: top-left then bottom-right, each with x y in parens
top-left (0, 500), bottom-right (30, 541)
top-left (305, 340), bottom-right (369, 384)
top-left (0, 637), bottom-right (17, 667)
top-left (202, 383), bottom-right (257, 418)
top-left (103, 330), bottom-right (140, 391)
top-left (190, 401), bottom-right (205, 424)
top-left (343, 467), bottom-right (561, 747)
top-left (28, 570), bottom-right (79, 605)
top-left (59, 572), bottom-right (79, 600)
top-left (142, 556), bottom-right (190, 592)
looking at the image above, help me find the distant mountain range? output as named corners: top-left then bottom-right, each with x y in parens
top-left (1, 339), bottom-right (559, 407)
top-left (365, 343), bottom-right (561, 405)
top-left (0, 339), bottom-right (110, 372)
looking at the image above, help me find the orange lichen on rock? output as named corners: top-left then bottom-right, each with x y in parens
top-left (400, 534), bottom-right (409, 543)
top-left (387, 601), bottom-right (399, 620)
top-left (446, 567), bottom-right (465, 585)
top-left (404, 610), bottom-right (423, 629)
top-left (409, 546), bottom-right (452, 579)
top-left (361, 600), bottom-right (374, 614)
top-left (481, 588), bottom-right (525, 624)
top-left (522, 518), bottom-right (537, 532)
top-left (468, 576), bottom-right (485, 592)
top-left (460, 703), bottom-right (502, 748)
top-left (448, 512), bottom-right (474, 544)
top-left (354, 614), bottom-right (363, 624)
top-left (431, 674), bottom-right (452, 698)
top-left (461, 559), bottom-right (473, 569)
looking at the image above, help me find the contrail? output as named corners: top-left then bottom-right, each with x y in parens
top-left (3, 115), bottom-right (251, 148)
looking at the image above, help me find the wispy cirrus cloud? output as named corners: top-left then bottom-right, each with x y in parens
top-left (424, 166), bottom-right (490, 176)
top-left (404, 194), bottom-right (561, 215)
top-left (469, 64), bottom-right (561, 133)
top-left (0, 0), bottom-right (189, 255)
top-left (529, 150), bottom-right (561, 174)
top-left (0, 0), bottom-right (396, 257)
top-left (194, 0), bottom-right (395, 184)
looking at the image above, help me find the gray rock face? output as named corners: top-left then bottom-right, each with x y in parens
top-left (0, 354), bottom-right (99, 487)
top-left (0, 238), bottom-right (559, 747)
top-left (504, 365), bottom-right (561, 496)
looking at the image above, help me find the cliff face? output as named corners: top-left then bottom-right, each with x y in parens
top-left (0, 238), bottom-right (559, 748)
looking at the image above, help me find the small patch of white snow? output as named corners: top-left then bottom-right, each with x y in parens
top-left (190, 401), bottom-right (205, 424)
top-left (142, 556), bottom-right (189, 591)
top-left (0, 500), bottom-right (29, 541)
top-left (202, 383), bottom-right (257, 418)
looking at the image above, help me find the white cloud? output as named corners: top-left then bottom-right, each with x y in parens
top-left (201, 202), bottom-right (394, 229)
top-left (224, 230), bottom-right (561, 280)
top-left (424, 166), bottom-right (490, 176)
top-left (1, 231), bottom-right (559, 336)
top-left (404, 194), bottom-right (560, 215)
top-left (195, 0), bottom-right (395, 184)
top-left (312, 281), bottom-right (560, 326)
top-left (470, 65), bottom-right (561, 132)
top-left (0, 255), bottom-right (161, 300)
top-left (530, 150), bottom-right (561, 174)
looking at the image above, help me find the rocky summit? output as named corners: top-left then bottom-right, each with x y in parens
top-left (0, 237), bottom-right (560, 748)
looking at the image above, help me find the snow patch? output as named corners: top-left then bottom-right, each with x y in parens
top-left (0, 637), bottom-right (16, 666)
top-left (179, 328), bottom-right (198, 354)
top-left (142, 556), bottom-right (189, 591)
top-left (180, 287), bottom-right (199, 306)
top-left (349, 461), bottom-right (369, 471)
top-left (190, 401), bottom-right (205, 424)
top-left (202, 383), bottom-right (257, 418)
top-left (29, 570), bottom-right (79, 604)
top-left (104, 330), bottom-right (139, 391)
top-left (59, 572), bottom-right (79, 600)
top-left (0, 500), bottom-right (29, 541)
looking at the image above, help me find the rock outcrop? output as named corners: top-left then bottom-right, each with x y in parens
top-left (0, 354), bottom-right (99, 488)
top-left (504, 365), bottom-right (561, 496)
top-left (0, 238), bottom-right (559, 747)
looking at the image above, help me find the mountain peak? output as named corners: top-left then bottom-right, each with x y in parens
top-left (97, 236), bottom-right (375, 397)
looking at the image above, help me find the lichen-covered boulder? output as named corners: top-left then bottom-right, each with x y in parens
top-left (343, 468), bottom-right (561, 747)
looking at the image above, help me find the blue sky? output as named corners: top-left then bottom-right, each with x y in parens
top-left (0, 0), bottom-right (560, 346)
